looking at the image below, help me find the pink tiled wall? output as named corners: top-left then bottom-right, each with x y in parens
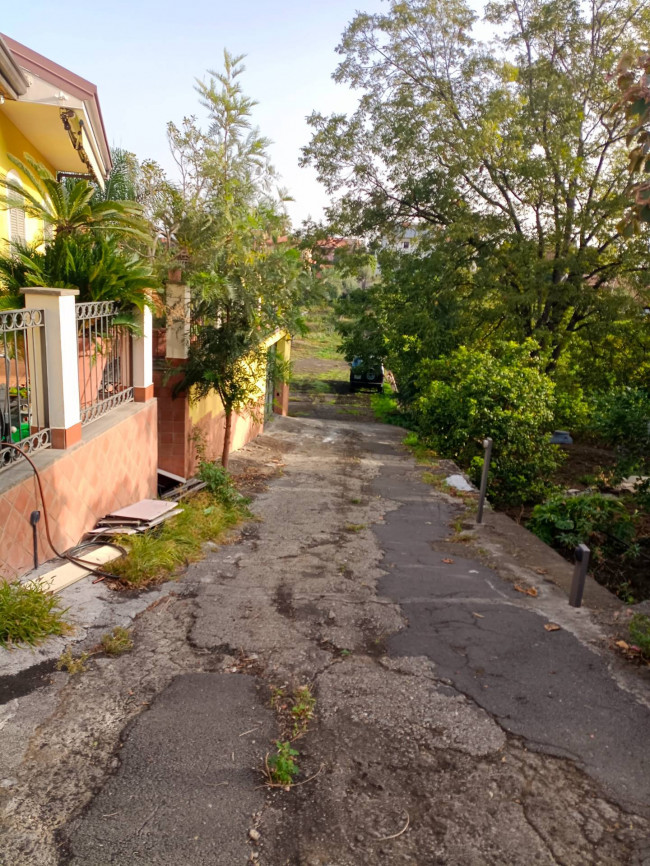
top-left (154, 370), bottom-right (263, 479)
top-left (0, 401), bottom-right (158, 580)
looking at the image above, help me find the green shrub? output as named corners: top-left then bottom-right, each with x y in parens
top-left (528, 493), bottom-right (636, 557)
top-left (370, 387), bottom-right (404, 425)
top-left (198, 461), bottom-right (244, 507)
top-left (412, 341), bottom-right (564, 506)
top-left (590, 388), bottom-right (650, 453)
top-left (629, 614), bottom-right (650, 658)
top-left (633, 477), bottom-right (650, 513)
top-left (0, 581), bottom-right (70, 648)
top-left (552, 381), bottom-right (592, 433)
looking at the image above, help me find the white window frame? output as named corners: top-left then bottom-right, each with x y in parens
top-left (6, 170), bottom-right (26, 246)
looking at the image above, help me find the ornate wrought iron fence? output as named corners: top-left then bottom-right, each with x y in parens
top-left (76, 301), bottom-right (133, 425)
top-left (0, 308), bottom-right (50, 470)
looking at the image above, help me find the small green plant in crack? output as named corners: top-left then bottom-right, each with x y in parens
top-left (270, 685), bottom-right (287, 712)
top-left (290, 685), bottom-right (316, 739)
top-left (349, 497), bottom-right (362, 505)
top-left (56, 648), bottom-right (89, 675)
top-left (345, 523), bottom-right (366, 533)
top-left (264, 740), bottom-right (300, 787)
top-left (422, 471), bottom-right (448, 491)
top-left (100, 626), bottom-right (133, 656)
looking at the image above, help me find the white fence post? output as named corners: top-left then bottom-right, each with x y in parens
top-left (132, 305), bottom-right (154, 402)
top-left (20, 287), bottom-right (81, 449)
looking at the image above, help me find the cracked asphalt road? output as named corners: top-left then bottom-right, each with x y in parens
top-left (2, 412), bottom-right (650, 865)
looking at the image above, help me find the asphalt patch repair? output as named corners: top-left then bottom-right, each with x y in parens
top-left (2, 415), bottom-right (650, 865)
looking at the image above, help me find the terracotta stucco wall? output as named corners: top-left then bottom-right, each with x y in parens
top-left (0, 401), bottom-right (157, 580)
top-left (155, 330), bottom-right (290, 479)
top-left (155, 367), bottom-right (262, 479)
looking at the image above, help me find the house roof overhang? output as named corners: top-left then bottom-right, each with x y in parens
top-left (0, 34), bottom-right (112, 187)
top-left (0, 35), bottom-right (28, 100)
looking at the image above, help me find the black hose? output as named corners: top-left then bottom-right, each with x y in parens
top-left (2, 442), bottom-right (126, 582)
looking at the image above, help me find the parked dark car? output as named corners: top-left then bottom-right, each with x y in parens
top-left (349, 357), bottom-right (384, 392)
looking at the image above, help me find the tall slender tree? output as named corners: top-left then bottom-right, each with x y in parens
top-left (169, 52), bottom-right (309, 465)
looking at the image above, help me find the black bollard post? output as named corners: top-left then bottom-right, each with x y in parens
top-left (569, 543), bottom-right (590, 608)
top-left (30, 510), bottom-right (41, 570)
top-left (476, 438), bottom-right (493, 525)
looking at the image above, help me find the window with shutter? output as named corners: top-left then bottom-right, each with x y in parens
top-left (5, 171), bottom-right (26, 246)
top-left (9, 203), bottom-right (26, 244)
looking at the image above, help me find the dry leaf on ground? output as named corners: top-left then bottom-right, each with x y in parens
top-left (544, 623), bottom-right (561, 632)
top-left (442, 558), bottom-right (454, 564)
top-left (514, 584), bottom-right (538, 597)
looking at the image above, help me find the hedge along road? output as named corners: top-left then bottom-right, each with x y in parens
top-left (2, 412), bottom-right (649, 865)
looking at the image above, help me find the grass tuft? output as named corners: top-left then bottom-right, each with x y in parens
top-left (108, 492), bottom-right (243, 588)
top-left (101, 626), bottom-right (134, 656)
top-left (0, 581), bottom-right (70, 649)
top-left (56, 648), bottom-right (89, 674)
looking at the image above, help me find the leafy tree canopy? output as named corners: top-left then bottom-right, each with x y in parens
top-left (304, 0), bottom-right (650, 369)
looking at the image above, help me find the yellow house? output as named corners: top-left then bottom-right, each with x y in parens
top-left (0, 33), bottom-right (112, 247)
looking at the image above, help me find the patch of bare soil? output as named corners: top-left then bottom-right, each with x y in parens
top-left (553, 440), bottom-right (619, 490)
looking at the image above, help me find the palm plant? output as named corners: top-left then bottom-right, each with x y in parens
top-left (0, 154), bottom-right (149, 241)
top-left (95, 147), bottom-right (141, 204)
top-left (0, 235), bottom-right (155, 311)
top-left (0, 154), bottom-right (158, 310)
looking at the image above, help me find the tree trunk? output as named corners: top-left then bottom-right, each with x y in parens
top-left (221, 408), bottom-right (233, 469)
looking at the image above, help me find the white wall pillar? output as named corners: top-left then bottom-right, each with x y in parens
top-left (166, 282), bottom-right (191, 360)
top-left (132, 305), bottom-right (154, 402)
top-left (21, 287), bottom-right (81, 449)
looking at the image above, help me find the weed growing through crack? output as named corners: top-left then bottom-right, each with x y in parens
top-left (100, 626), bottom-right (133, 656)
top-left (349, 497), bottom-right (363, 505)
top-left (0, 581), bottom-right (70, 648)
top-left (264, 684), bottom-right (317, 787)
top-left (345, 523), bottom-right (366, 533)
top-left (290, 685), bottom-right (316, 740)
top-left (56, 648), bottom-right (89, 675)
top-left (422, 470), bottom-right (446, 490)
top-left (265, 741), bottom-right (300, 786)
top-left (270, 686), bottom-right (286, 711)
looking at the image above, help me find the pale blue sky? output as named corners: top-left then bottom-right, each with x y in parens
top-left (2, 0), bottom-right (389, 226)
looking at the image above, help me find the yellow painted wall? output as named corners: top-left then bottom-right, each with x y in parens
top-left (186, 330), bottom-right (291, 472)
top-left (188, 329), bottom-right (290, 429)
top-left (0, 109), bottom-right (53, 248)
